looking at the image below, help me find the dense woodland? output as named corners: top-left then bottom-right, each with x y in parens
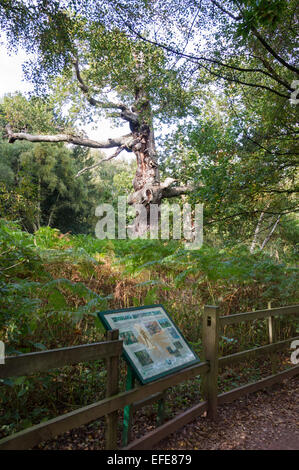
top-left (0, 0), bottom-right (298, 444)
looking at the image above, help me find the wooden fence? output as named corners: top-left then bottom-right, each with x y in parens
top-left (0, 303), bottom-right (298, 450)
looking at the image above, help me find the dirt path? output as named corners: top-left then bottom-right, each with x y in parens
top-left (154, 376), bottom-right (299, 450)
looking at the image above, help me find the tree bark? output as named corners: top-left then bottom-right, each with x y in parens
top-left (250, 210), bottom-right (265, 253)
top-left (260, 215), bottom-right (281, 251)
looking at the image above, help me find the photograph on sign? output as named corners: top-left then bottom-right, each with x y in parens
top-left (98, 305), bottom-right (199, 384)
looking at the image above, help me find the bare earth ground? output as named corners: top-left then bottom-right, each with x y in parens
top-left (37, 376), bottom-right (298, 450)
top-left (154, 376), bottom-right (299, 450)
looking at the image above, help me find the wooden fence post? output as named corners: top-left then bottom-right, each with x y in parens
top-left (267, 301), bottom-right (278, 374)
top-left (202, 305), bottom-right (219, 419)
top-left (105, 329), bottom-right (120, 450)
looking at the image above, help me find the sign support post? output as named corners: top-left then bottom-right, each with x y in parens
top-left (122, 365), bottom-right (135, 446)
top-left (157, 392), bottom-right (166, 426)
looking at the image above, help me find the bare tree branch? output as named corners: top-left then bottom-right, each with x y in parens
top-left (72, 58), bottom-right (140, 126)
top-left (73, 58), bottom-right (124, 109)
top-left (121, 5), bottom-right (296, 95)
top-left (162, 184), bottom-right (193, 198)
top-left (206, 210), bottom-right (296, 226)
top-left (250, 202), bottom-right (272, 253)
top-left (260, 215), bottom-right (282, 250)
top-left (198, 63), bottom-right (289, 98)
top-left (6, 124), bottom-right (133, 149)
top-left (209, 1), bottom-right (299, 75)
top-left (250, 26), bottom-right (299, 76)
top-left (75, 144), bottom-right (128, 177)
top-left (253, 54), bottom-right (293, 91)
top-left (126, 26), bottom-right (286, 81)
top-left (209, 0), bottom-right (242, 20)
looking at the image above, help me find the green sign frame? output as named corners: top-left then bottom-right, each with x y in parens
top-left (98, 304), bottom-right (200, 384)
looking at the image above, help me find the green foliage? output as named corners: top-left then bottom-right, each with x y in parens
top-left (235, 0), bottom-right (290, 35)
top-left (0, 138), bottom-right (93, 233)
top-left (160, 86), bottom-right (298, 253)
top-left (0, 220), bottom-right (108, 353)
top-left (2, 93), bottom-right (71, 134)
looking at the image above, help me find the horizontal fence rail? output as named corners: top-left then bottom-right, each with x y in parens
top-left (0, 340), bottom-right (123, 379)
top-left (218, 336), bottom-right (299, 369)
top-left (218, 366), bottom-right (299, 405)
top-left (219, 304), bottom-right (299, 327)
top-left (124, 401), bottom-right (209, 450)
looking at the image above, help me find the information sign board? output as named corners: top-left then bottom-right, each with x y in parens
top-left (98, 304), bottom-right (199, 384)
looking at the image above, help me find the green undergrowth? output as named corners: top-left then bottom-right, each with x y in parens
top-left (0, 220), bottom-right (298, 438)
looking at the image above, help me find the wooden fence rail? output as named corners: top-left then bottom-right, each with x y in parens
top-left (219, 304), bottom-right (299, 326)
top-left (0, 303), bottom-right (298, 450)
top-left (0, 340), bottom-right (123, 379)
top-left (218, 336), bottom-right (299, 369)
